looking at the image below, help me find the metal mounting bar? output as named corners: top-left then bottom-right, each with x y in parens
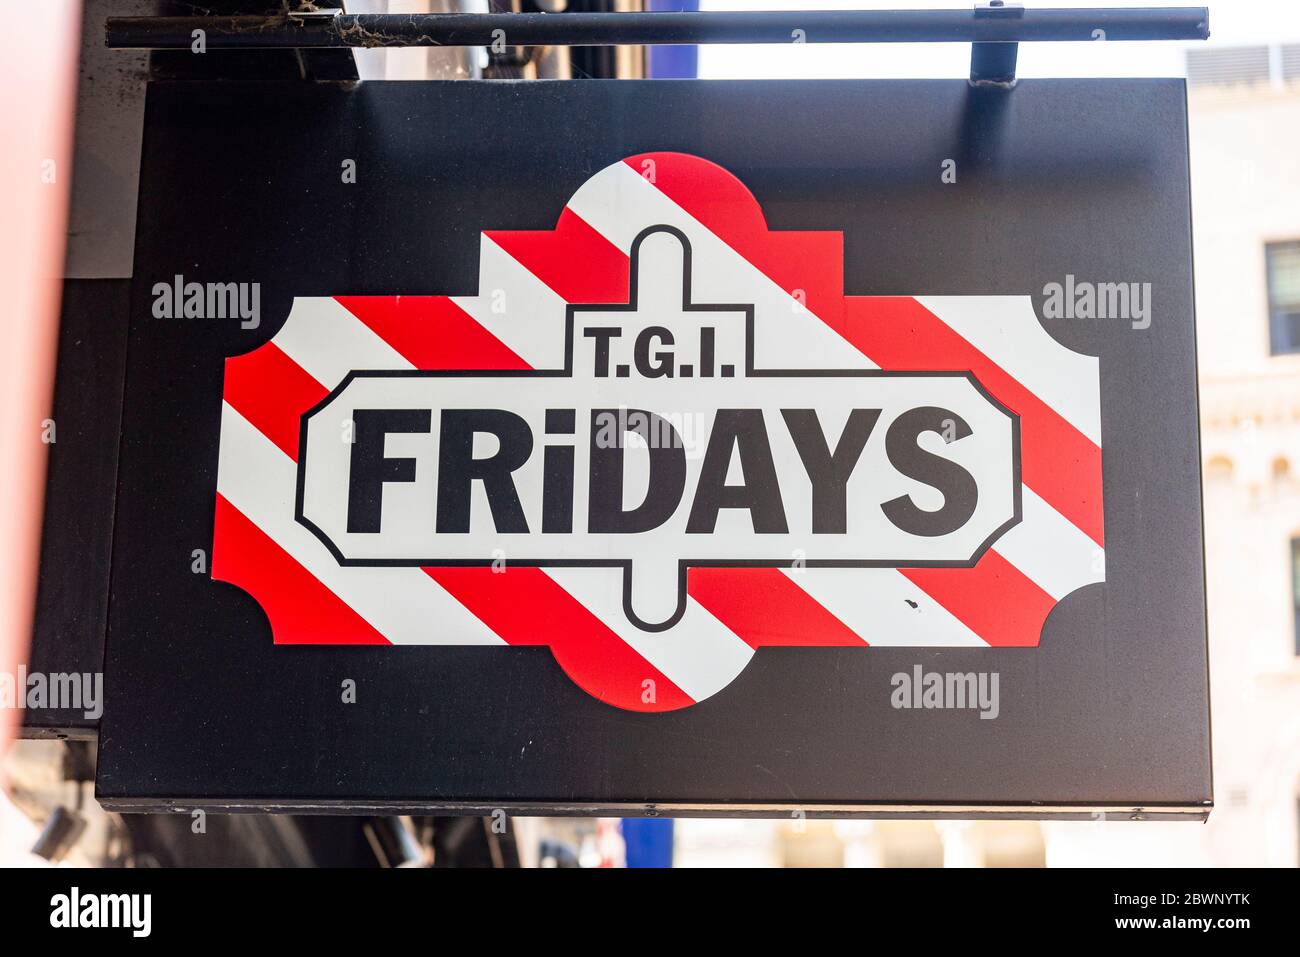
top-left (970, 2), bottom-right (1024, 87)
top-left (105, 7), bottom-right (1209, 51)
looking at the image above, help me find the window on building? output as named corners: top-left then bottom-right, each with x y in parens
top-left (874, 821), bottom-right (945, 868)
top-left (1186, 45), bottom-right (1271, 87)
top-left (978, 822), bottom-right (1047, 868)
top-left (1292, 537), bottom-right (1300, 655)
top-left (1267, 241), bottom-right (1300, 355)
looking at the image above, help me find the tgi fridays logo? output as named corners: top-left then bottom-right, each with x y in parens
top-left (300, 225), bottom-right (1020, 631)
top-left (214, 152), bottom-right (1104, 712)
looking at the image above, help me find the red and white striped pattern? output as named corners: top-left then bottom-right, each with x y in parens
top-left (212, 151), bottom-right (1104, 712)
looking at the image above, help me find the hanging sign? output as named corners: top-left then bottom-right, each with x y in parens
top-left (95, 80), bottom-right (1209, 816)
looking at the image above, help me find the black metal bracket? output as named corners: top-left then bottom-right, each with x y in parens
top-left (289, 7), bottom-right (359, 84)
top-left (970, 2), bottom-right (1024, 87)
top-left (106, 5), bottom-right (1210, 89)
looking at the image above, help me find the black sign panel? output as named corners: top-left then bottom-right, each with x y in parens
top-left (95, 79), bottom-right (1209, 817)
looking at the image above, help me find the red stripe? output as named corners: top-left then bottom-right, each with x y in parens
top-left (487, 207), bottom-right (630, 304)
top-left (901, 551), bottom-right (1056, 648)
top-left (624, 152), bottom-right (847, 334)
top-left (334, 295), bottom-right (529, 370)
top-left (843, 296), bottom-right (1104, 547)
top-left (212, 493), bottom-right (390, 646)
top-left (221, 342), bottom-right (329, 462)
top-left (424, 566), bottom-right (694, 712)
top-left (688, 567), bottom-right (866, 648)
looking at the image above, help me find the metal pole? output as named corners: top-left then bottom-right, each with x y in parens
top-left (105, 8), bottom-right (1210, 50)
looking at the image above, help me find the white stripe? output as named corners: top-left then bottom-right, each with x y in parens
top-left (216, 403), bottom-right (503, 646)
top-left (449, 235), bottom-right (570, 368)
top-left (992, 486), bottom-right (1105, 602)
top-left (544, 567), bottom-right (755, 703)
top-left (916, 296), bottom-right (1102, 446)
top-left (784, 568), bottom-right (989, 647)
top-left (272, 297), bottom-right (413, 383)
top-left (565, 160), bottom-right (875, 371)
